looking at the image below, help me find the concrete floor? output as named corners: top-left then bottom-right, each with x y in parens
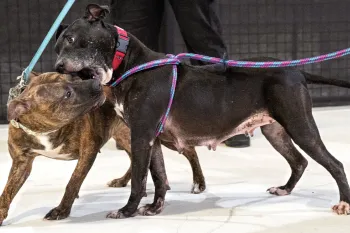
top-left (1, 106), bottom-right (350, 232)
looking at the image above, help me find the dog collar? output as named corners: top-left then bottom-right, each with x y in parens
top-left (112, 26), bottom-right (129, 70)
top-left (10, 119), bottom-right (57, 136)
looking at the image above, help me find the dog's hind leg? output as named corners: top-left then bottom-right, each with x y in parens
top-left (108, 121), bottom-right (169, 195)
top-left (268, 83), bottom-right (350, 215)
top-left (107, 122), bottom-right (132, 188)
top-left (261, 122), bottom-right (308, 196)
top-left (107, 149), bottom-right (132, 188)
top-left (109, 120), bottom-right (205, 194)
top-left (106, 121), bottom-right (169, 218)
top-left (107, 142), bottom-right (148, 197)
top-left (182, 147), bottom-right (206, 194)
top-left (0, 155), bottom-right (34, 226)
top-left (162, 142), bottom-right (206, 194)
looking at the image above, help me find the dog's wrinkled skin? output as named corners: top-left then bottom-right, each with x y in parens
top-left (55, 4), bottom-right (350, 218)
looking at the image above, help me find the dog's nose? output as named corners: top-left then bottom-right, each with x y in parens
top-left (92, 79), bottom-right (102, 92)
top-left (55, 60), bottom-right (65, 73)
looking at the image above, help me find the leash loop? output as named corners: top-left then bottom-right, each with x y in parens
top-left (155, 55), bottom-right (179, 136)
top-left (109, 47), bottom-right (350, 136)
top-left (175, 48), bottom-right (350, 68)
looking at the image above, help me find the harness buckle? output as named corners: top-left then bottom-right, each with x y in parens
top-left (117, 37), bottom-right (129, 54)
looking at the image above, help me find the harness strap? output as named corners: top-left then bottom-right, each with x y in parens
top-left (107, 29), bottom-right (350, 137)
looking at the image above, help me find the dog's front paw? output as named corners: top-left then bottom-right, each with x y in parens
top-left (44, 207), bottom-right (70, 220)
top-left (106, 208), bottom-right (137, 219)
top-left (137, 197), bottom-right (165, 216)
top-left (266, 186), bottom-right (290, 196)
top-left (107, 178), bottom-right (128, 188)
top-left (191, 182), bottom-right (206, 194)
top-left (332, 201), bottom-right (350, 215)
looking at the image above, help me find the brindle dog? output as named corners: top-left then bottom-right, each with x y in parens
top-left (0, 72), bottom-right (205, 226)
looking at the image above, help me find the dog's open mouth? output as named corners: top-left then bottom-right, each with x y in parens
top-left (76, 68), bottom-right (103, 82)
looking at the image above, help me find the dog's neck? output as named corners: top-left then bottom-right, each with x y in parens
top-left (10, 119), bottom-right (58, 136)
top-left (11, 108), bottom-right (65, 137)
top-left (111, 31), bottom-right (166, 79)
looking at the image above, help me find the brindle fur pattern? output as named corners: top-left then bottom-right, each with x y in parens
top-left (0, 73), bottom-right (111, 224)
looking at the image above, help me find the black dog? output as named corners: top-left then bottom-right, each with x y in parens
top-left (55, 4), bottom-right (350, 218)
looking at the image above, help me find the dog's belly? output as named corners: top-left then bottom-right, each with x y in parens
top-left (164, 110), bottom-right (275, 152)
top-left (229, 111), bottom-right (275, 137)
top-left (32, 135), bottom-right (75, 160)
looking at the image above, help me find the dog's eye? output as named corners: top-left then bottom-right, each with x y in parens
top-left (65, 91), bottom-right (72, 99)
top-left (66, 36), bottom-right (75, 44)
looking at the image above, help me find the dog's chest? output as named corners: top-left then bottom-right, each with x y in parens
top-left (32, 135), bottom-right (74, 160)
top-left (114, 101), bottom-right (124, 118)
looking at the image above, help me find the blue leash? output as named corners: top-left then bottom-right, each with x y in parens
top-left (22, 0), bottom-right (75, 83)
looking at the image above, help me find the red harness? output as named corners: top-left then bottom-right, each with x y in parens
top-left (112, 26), bottom-right (129, 70)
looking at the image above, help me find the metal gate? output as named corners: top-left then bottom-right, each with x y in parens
top-left (1, 0), bottom-right (350, 123)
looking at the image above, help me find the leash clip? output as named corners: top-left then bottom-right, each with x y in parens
top-left (7, 71), bottom-right (27, 106)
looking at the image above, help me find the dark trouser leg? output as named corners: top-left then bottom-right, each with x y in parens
top-left (168, 0), bottom-right (227, 59)
top-left (109, 0), bottom-right (164, 51)
top-left (224, 134), bottom-right (250, 148)
top-left (169, 0), bottom-right (250, 147)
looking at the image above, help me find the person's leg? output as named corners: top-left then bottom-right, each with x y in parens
top-left (109, 0), bottom-right (164, 51)
top-left (168, 0), bottom-right (226, 58)
top-left (168, 0), bottom-right (250, 147)
top-left (110, 0), bottom-right (165, 151)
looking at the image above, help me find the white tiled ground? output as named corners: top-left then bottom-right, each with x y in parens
top-left (1, 106), bottom-right (350, 233)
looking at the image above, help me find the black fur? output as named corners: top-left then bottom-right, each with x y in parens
top-left (54, 4), bottom-right (350, 218)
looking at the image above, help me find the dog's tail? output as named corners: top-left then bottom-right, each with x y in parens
top-left (303, 71), bottom-right (350, 88)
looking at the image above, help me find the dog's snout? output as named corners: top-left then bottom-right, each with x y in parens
top-left (92, 79), bottom-right (102, 92)
top-left (55, 60), bottom-right (65, 73)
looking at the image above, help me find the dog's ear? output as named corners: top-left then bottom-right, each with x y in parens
top-left (56, 24), bottom-right (68, 41)
top-left (85, 4), bottom-right (110, 22)
top-left (30, 71), bottom-right (41, 78)
top-left (7, 99), bottom-right (31, 121)
top-left (26, 71), bottom-right (41, 83)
